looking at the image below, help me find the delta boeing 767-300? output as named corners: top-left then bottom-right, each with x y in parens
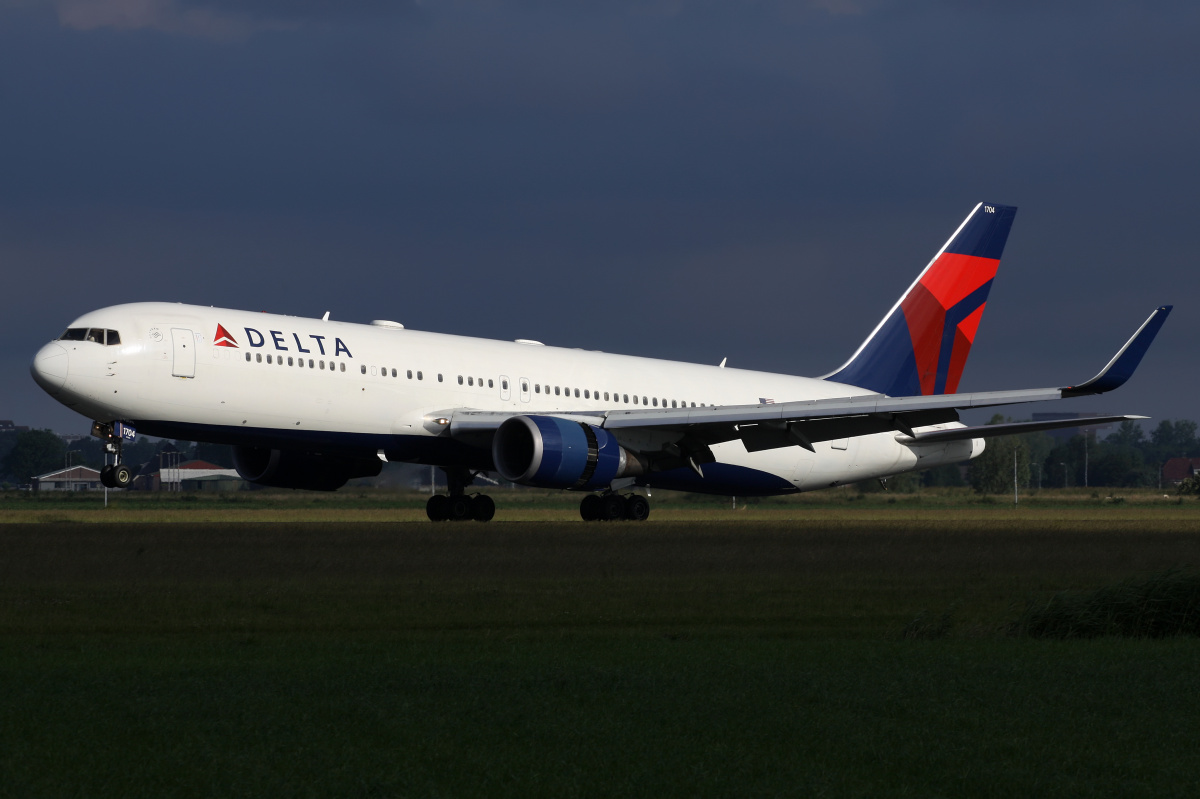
top-left (30, 202), bottom-right (1170, 521)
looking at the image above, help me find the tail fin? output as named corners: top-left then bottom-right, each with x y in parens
top-left (823, 202), bottom-right (1017, 396)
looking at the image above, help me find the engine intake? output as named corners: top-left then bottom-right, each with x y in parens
top-left (233, 446), bottom-right (382, 491)
top-left (492, 415), bottom-right (640, 490)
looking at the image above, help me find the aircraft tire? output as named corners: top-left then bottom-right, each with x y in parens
top-left (112, 464), bottom-right (133, 488)
top-left (599, 493), bottom-right (625, 522)
top-left (472, 494), bottom-right (496, 522)
top-left (579, 494), bottom-right (601, 521)
top-left (624, 494), bottom-right (650, 522)
top-left (100, 465), bottom-right (116, 489)
top-left (449, 495), bottom-right (474, 521)
top-left (426, 494), bottom-right (450, 522)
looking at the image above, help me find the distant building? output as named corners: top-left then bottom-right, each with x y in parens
top-left (1163, 458), bottom-right (1200, 486)
top-left (0, 420), bottom-right (30, 433)
top-left (1030, 412), bottom-right (1116, 442)
top-left (135, 459), bottom-right (245, 491)
top-left (32, 465), bottom-right (104, 492)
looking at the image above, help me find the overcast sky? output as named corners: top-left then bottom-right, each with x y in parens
top-left (2, 0), bottom-right (1196, 434)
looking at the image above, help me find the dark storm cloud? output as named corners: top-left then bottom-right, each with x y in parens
top-left (2, 0), bottom-right (1196, 431)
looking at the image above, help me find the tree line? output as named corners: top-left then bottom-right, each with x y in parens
top-left (967, 418), bottom-right (1200, 494)
top-left (0, 430), bottom-right (233, 487)
top-left (2, 419), bottom-right (1197, 490)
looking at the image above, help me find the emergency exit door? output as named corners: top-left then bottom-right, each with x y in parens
top-left (171, 328), bottom-right (195, 378)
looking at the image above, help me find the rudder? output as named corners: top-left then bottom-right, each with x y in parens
top-left (823, 202), bottom-right (1017, 396)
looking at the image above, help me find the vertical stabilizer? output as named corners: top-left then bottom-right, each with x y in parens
top-left (823, 202), bottom-right (1017, 396)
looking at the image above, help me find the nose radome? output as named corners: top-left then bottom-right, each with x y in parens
top-left (31, 342), bottom-right (68, 393)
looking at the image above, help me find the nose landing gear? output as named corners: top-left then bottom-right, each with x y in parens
top-left (426, 467), bottom-right (496, 522)
top-left (92, 421), bottom-right (134, 489)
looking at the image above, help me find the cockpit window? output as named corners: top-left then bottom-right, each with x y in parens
top-left (60, 328), bottom-right (121, 344)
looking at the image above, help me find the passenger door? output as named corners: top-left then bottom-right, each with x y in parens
top-left (171, 328), bottom-right (195, 378)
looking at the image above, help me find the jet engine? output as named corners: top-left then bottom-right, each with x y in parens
top-left (232, 446), bottom-right (382, 491)
top-left (491, 415), bottom-right (643, 490)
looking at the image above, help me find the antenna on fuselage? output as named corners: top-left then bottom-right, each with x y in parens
top-left (321, 311), bottom-right (330, 321)
top-left (719, 358), bottom-right (727, 368)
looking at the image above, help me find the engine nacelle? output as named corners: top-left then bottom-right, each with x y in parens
top-left (233, 446), bottom-right (382, 491)
top-left (492, 415), bottom-right (640, 490)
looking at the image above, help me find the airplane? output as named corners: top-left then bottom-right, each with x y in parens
top-left (29, 202), bottom-right (1170, 521)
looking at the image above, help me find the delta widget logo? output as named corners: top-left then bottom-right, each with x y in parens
top-left (214, 324), bottom-right (239, 348)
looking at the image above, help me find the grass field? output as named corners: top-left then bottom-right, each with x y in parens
top-left (3, 502), bottom-right (1200, 796)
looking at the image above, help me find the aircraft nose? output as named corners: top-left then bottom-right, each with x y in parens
top-left (31, 342), bottom-right (68, 393)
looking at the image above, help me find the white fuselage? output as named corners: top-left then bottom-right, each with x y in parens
top-left (31, 302), bottom-right (981, 494)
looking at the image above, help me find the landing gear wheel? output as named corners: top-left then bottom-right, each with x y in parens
top-left (426, 494), bottom-right (450, 522)
top-left (100, 465), bottom-right (116, 488)
top-left (599, 493), bottom-right (626, 521)
top-left (471, 494), bottom-right (496, 522)
top-left (449, 495), bottom-right (474, 521)
top-left (579, 494), bottom-right (601, 521)
top-left (112, 464), bottom-right (133, 488)
top-left (624, 494), bottom-right (650, 521)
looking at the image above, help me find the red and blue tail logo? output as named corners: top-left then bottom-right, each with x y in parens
top-left (824, 202), bottom-right (1017, 396)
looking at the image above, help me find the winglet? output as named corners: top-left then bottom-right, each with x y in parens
top-left (1063, 306), bottom-right (1172, 396)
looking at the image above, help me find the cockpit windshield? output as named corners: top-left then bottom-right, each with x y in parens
top-left (60, 328), bottom-right (121, 345)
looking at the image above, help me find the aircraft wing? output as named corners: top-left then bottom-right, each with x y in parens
top-left (450, 305), bottom-right (1170, 458)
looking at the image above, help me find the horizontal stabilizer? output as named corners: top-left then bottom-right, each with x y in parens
top-left (895, 415), bottom-right (1147, 445)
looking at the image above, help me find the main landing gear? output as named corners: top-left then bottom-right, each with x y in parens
top-left (426, 467), bottom-right (496, 522)
top-left (92, 421), bottom-right (133, 489)
top-left (579, 492), bottom-right (650, 522)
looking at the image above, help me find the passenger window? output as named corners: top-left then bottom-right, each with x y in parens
top-left (584, 390), bottom-right (590, 399)
top-left (488, 379), bottom-right (494, 388)
top-left (603, 392), bottom-right (609, 401)
top-left (267, 355), bottom-right (273, 364)
top-left (360, 364), bottom-right (366, 374)
top-left (501, 379), bottom-right (508, 390)
top-left (106, 330), bottom-right (121, 345)
top-left (535, 384), bottom-right (541, 393)
top-left (289, 357), bottom-right (294, 366)
top-left (60, 328), bottom-right (87, 341)
top-left (458, 376), bottom-right (464, 385)
top-left (623, 394), bottom-right (628, 403)
top-left (642, 396), bottom-right (648, 405)
top-left (417, 371), bottom-right (423, 380)
top-left (633, 395), bottom-right (638, 404)
top-left (320, 361), bottom-right (326, 370)
top-left (438, 374), bottom-right (443, 382)
top-left (652, 397), bottom-right (658, 407)
top-left (245, 353), bottom-right (251, 362)
top-left (256, 353), bottom-right (262, 363)
top-left (391, 368), bottom-right (396, 377)
top-left (468, 376), bottom-right (473, 386)
top-left (574, 388), bottom-right (580, 398)
top-left (521, 381), bottom-right (528, 392)
top-left (478, 377), bottom-right (483, 387)
top-left (407, 370), bottom-right (412, 379)
top-left (555, 386), bottom-right (560, 396)
top-left (308, 359), bottom-right (314, 368)
top-left (340, 363), bottom-right (345, 372)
